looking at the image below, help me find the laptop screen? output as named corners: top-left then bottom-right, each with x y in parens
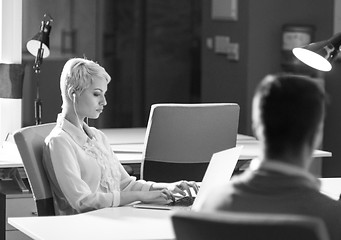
top-left (191, 146), bottom-right (243, 211)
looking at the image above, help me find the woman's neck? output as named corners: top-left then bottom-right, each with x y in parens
top-left (62, 110), bottom-right (84, 131)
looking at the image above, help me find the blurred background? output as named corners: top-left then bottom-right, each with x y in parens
top-left (20, 0), bottom-right (341, 177)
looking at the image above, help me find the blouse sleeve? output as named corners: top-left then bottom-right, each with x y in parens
top-left (96, 129), bottom-right (155, 193)
top-left (118, 160), bottom-right (154, 192)
top-left (46, 135), bottom-right (116, 213)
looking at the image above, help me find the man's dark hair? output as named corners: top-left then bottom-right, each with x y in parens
top-left (254, 73), bottom-right (326, 158)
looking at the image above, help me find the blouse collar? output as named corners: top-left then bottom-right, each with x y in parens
top-left (57, 114), bottom-right (95, 147)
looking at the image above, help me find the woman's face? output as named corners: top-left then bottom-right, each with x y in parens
top-left (75, 77), bottom-right (108, 119)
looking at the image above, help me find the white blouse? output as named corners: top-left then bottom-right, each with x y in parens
top-left (43, 114), bottom-right (153, 215)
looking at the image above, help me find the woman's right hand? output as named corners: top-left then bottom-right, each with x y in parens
top-left (139, 189), bottom-right (174, 204)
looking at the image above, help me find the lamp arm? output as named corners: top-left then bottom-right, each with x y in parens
top-left (33, 18), bottom-right (50, 73)
top-left (33, 43), bottom-right (44, 73)
top-left (329, 32), bottom-right (341, 51)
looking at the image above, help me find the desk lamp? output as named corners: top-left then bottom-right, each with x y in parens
top-left (26, 14), bottom-right (53, 125)
top-left (292, 33), bottom-right (341, 71)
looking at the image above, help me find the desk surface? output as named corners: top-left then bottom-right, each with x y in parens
top-left (103, 128), bottom-right (332, 163)
top-left (100, 127), bottom-right (257, 145)
top-left (8, 177), bottom-right (341, 240)
top-left (9, 206), bottom-right (176, 240)
top-left (0, 128), bottom-right (332, 168)
top-left (0, 141), bottom-right (23, 168)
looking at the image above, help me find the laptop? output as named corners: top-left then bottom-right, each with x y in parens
top-left (133, 146), bottom-right (243, 210)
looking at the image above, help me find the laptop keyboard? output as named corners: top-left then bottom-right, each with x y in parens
top-left (167, 196), bottom-right (195, 207)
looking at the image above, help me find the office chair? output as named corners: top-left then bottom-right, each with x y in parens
top-left (141, 103), bottom-right (240, 182)
top-left (172, 211), bottom-right (330, 240)
top-left (13, 123), bottom-right (56, 216)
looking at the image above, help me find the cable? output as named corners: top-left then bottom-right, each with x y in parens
top-left (72, 93), bottom-right (85, 131)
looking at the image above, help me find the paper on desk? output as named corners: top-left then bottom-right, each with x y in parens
top-left (0, 141), bottom-right (23, 167)
top-left (319, 178), bottom-right (341, 200)
top-left (111, 143), bottom-right (144, 153)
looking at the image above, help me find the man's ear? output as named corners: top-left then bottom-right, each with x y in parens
top-left (312, 121), bottom-right (324, 149)
top-left (251, 96), bottom-right (262, 140)
top-left (252, 121), bottom-right (263, 141)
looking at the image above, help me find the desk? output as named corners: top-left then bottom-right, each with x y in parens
top-left (7, 177), bottom-right (341, 240)
top-left (9, 206), bottom-right (176, 240)
top-left (319, 177), bottom-right (341, 200)
top-left (0, 128), bottom-right (332, 167)
top-left (0, 142), bottom-right (24, 168)
top-left (100, 128), bottom-right (332, 164)
top-left (0, 128), bottom-right (333, 240)
top-left (0, 180), bottom-right (36, 240)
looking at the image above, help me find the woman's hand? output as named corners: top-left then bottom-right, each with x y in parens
top-left (167, 180), bottom-right (199, 198)
top-left (139, 189), bottom-right (174, 204)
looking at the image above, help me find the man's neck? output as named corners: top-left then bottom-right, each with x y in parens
top-left (262, 144), bottom-right (314, 170)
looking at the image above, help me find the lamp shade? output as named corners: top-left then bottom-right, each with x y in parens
top-left (26, 20), bottom-right (52, 58)
top-left (292, 32), bottom-right (341, 71)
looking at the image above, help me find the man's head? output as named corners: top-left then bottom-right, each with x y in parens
top-left (252, 73), bottom-right (326, 159)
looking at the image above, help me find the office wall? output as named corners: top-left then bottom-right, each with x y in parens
top-left (201, 0), bottom-right (334, 136)
top-left (201, 0), bottom-right (337, 176)
top-left (22, 58), bottom-right (65, 126)
top-left (201, 0), bottom-right (249, 134)
top-left (324, 62), bottom-right (341, 176)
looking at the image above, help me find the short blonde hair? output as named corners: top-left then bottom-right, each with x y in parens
top-left (60, 58), bottom-right (111, 108)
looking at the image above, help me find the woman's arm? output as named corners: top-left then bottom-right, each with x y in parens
top-left (117, 161), bottom-right (173, 204)
top-left (46, 136), bottom-right (115, 212)
top-left (119, 190), bottom-right (172, 206)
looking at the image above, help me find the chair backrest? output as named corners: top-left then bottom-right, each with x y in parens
top-left (172, 211), bottom-right (330, 240)
top-left (13, 123), bottom-right (56, 216)
top-left (141, 103), bottom-right (239, 182)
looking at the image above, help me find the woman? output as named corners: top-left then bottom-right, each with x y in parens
top-left (43, 58), bottom-right (198, 215)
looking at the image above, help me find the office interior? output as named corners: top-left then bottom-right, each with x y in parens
top-left (3, 0), bottom-right (340, 179)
